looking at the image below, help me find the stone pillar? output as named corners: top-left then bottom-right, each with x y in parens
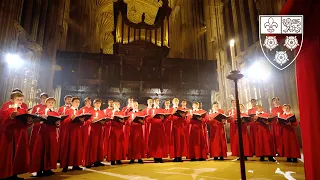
top-left (248, 0), bottom-right (258, 42)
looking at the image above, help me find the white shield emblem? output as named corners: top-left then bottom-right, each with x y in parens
top-left (259, 15), bottom-right (303, 70)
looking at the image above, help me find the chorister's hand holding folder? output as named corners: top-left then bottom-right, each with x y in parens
top-left (192, 112), bottom-right (207, 121)
top-left (173, 109), bottom-right (188, 118)
top-left (212, 114), bottom-right (229, 122)
top-left (241, 115), bottom-right (251, 123)
top-left (15, 114), bottom-right (45, 124)
top-left (278, 115), bottom-right (297, 124)
top-left (132, 115), bottom-right (147, 124)
top-left (44, 115), bottom-right (68, 125)
top-left (152, 113), bottom-right (170, 119)
top-left (72, 113), bottom-right (92, 123)
top-left (256, 116), bottom-right (275, 124)
top-left (113, 115), bottom-right (129, 123)
top-left (93, 117), bottom-right (112, 123)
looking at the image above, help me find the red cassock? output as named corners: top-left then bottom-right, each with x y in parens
top-left (107, 110), bottom-right (126, 161)
top-left (208, 109), bottom-right (227, 158)
top-left (187, 110), bottom-right (208, 159)
top-left (227, 108), bottom-right (237, 150)
top-left (0, 108), bottom-right (30, 179)
top-left (248, 107), bottom-right (257, 154)
top-left (230, 112), bottom-right (253, 157)
top-left (127, 111), bottom-right (145, 160)
top-left (142, 107), bottom-right (153, 156)
top-left (181, 107), bottom-right (190, 155)
top-left (29, 110), bottom-right (59, 172)
top-left (79, 106), bottom-right (94, 165)
top-left (85, 110), bottom-right (106, 165)
top-left (277, 113), bottom-right (300, 158)
top-left (29, 104), bottom-right (47, 156)
top-left (59, 108), bottom-right (84, 168)
top-left (122, 107), bottom-right (132, 157)
top-left (147, 108), bottom-right (167, 158)
top-left (168, 108), bottom-right (187, 158)
top-left (57, 105), bottom-right (71, 115)
top-left (255, 112), bottom-right (276, 157)
top-left (271, 106), bottom-right (284, 154)
top-left (163, 108), bottom-right (172, 156)
top-left (103, 108), bottom-right (113, 157)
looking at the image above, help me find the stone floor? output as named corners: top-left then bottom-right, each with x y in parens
top-left (22, 156), bottom-right (305, 180)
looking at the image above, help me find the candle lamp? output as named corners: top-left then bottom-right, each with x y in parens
top-left (227, 39), bottom-right (246, 180)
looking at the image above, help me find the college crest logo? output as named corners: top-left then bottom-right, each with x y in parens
top-left (259, 15), bottom-right (303, 70)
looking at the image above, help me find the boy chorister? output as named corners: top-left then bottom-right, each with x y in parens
top-left (147, 98), bottom-right (166, 163)
top-left (0, 92), bottom-right (33, 179)
top-left (143, 98), bottom-right (154, 156)
top-left (80, 97), bottom-right (94, 166)
top-left (128, 101), bottom-right (145, 164)
top-left (254, 105), bottom-right (276, 162)
top-left (29, 97), bottom-right (60, 176)
top-left (227, 100), bottom-right (237, 153)
top-left (107, 101), bottom-right (126, 165)
top-left (271, 97), bottom-right (284, 155)
top-left (208, 101), bottom-right (227, 160)
top-left (230, 104), bottom-right (253, 160)
top-left (278, 104), bottom-right (300, 163)
top-left (180, 99), bottom-right (190, 156)
top-left (103, 99), bottom-right (114, 158)
top-left (163, 99), bottom-right (172, 157)
top-left (248, 99), bottom-right (258, 154)
top-left (29, 93), bottom-right (49, 156)
top-left (0, 89), bottom-right (28, 111)
top-left (60, 97), bottom-right (85, 172)
top-left (85, 99), bottom-right (106, 168)
top-left (187, 102), bottom-right (208, 161)
top-left (57, 95), bottom-right (72, 115)
top-left (169, 98), bottom-right (187, 162)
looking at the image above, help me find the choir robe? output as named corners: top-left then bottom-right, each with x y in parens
top-left (127, 111), bottom-right (145, 160)
top-left (0, 107), bottom-right (31, 179)
top-left (59, 108), bottom-right (84, 168)
top-left (163, 108), bottom-right (173, 156)
top-left (122, 106), bottom-right (133, 157)
top-left (187, 110), bottom-right (208, 159)
top-left (107, 110), bottom-right (126, 161)
top-left (142, 107), bottom-right (153, 156)
top-left (168, 108), bottom-right (187, 158)
top-left (29, 104), bottom-right (47, 156)
top-left (248, 107), bottom-right (257, 154)
top-left (181, 107), bottom-right (190, 156)
top-left (29, 110), bottom-right (59, 173)
top-left (85, 110), bottom-right (105, 166)
top-left (79, 106), bottom-right (94, 165)
top-left (271, 106), bottom-right (284, 154)
top-left (255, 112), bottom-right (276, 157)
top-left (103, 107), bottom-right (113, 157)
top-left (230, 112), bottom-right (253, 157)
top-left (208, 109), bottom-right (227, 158)
top-left (277, 113), bottom-right (300, 158)
top-left (227, 108), bottom-right (237, 151)
top-left (57, 105), bottom-right (71, 115)
top-left (147, 108), bottom-right (167, 158)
